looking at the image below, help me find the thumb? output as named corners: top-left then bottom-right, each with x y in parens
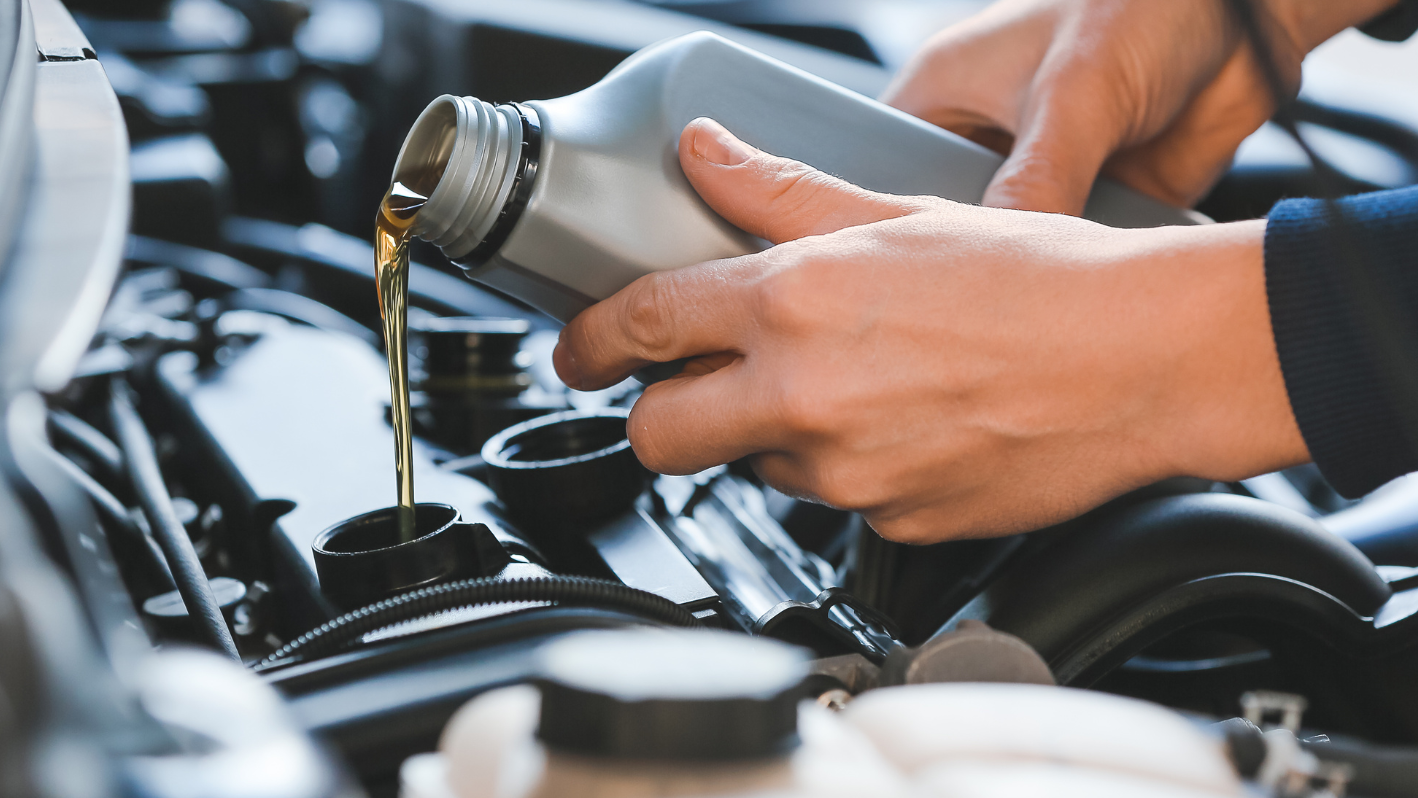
top-left (679, 117), bottom-right (923, 244)
top-left (982, 71), bottom-right (1117, 216)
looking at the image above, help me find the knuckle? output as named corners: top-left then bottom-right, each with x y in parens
top-left (619, 278), bottom-right (676, 358)
top-left (753, 266), bottom-right (817, 334)
top-left (765, 160), bottom-right (837, 220)
top-left (770, 380), bottom-right (833, 437)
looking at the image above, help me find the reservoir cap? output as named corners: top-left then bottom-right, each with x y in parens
top-left (536, 629), bottom-right (807, 761)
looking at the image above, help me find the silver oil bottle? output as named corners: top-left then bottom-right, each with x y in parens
top-left (392, 31), bottom-right (1201, 323)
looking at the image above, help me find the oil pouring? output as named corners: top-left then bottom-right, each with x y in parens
top-left (375, 181), bottom-right (426, 542)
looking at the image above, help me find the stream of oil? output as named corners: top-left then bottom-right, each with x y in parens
top-left (375, 181), bottom-right (427, 542)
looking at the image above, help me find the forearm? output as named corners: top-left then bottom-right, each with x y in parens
top-left (1118, 219), bottom-right (1309, 484)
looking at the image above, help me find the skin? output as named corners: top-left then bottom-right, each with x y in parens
top-left (881, 0), bottom-right (1397, 214)
top-left (554, 0), bottom-right (1398, 543)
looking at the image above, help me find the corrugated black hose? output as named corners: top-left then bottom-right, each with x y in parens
top-left (109, 378), bottom-right (240, 660)
top-left (259, 576), bottom-right (701, 668)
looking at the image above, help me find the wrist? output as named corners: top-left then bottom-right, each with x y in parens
top-left (1127, 219), bottom-right (1309, 482)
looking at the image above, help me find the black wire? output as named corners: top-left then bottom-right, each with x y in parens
top-left (1290, 99), bottom-right (1418, 177)
top-left (1221, 0), bottom-right (1369, 192)
top-left (48, 448), bottom-right (176, 595)
top-left (109, 378), bottom-right (239, 660)
top-left (1224, 0), bottom-right (1418, 463)
top-left (258, 576), bottom-right (701, 669)
top-left (48, 409), bottom-right (124, 487)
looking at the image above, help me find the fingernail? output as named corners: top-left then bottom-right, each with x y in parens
top-left (692, 118), bottom-right (756, 166)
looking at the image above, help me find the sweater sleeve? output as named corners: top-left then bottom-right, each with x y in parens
top-left (1360, 0), bottom-right (1418, 41)
top-left (1265, 186), bottom-right (1418, 498)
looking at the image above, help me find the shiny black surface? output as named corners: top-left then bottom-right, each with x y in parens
top-left (8, 3), bottom-right (1418, 797)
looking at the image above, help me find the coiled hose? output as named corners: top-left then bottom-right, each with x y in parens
top-left (259, 576), bottom-right (701, 667)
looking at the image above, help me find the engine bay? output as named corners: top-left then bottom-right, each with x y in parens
top-left (7, 1), bottom-right (1418, 796)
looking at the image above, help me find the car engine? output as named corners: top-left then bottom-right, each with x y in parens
top-left (6, 1), bottom-right (1418, 796)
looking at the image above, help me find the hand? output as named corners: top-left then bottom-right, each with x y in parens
top-left (880, 0), bottom-right (1399, 215)
top-left (554, 119), bottom-right (1308, 542)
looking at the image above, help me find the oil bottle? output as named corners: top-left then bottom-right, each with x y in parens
top-left (386, 31), bottom-right (1201, 323)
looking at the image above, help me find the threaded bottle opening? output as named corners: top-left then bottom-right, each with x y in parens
top-left (392, 95), bottom-right (525, 262)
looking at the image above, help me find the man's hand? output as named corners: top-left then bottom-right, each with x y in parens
top-left (554, 119), bottom-right (1309, 543)
top-left (880, 0), bottom-right (1399, 215)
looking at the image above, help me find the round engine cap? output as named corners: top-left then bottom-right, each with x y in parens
top-left (535, 629), bottom-right (808, 761)
top-left (481, 408), bottom-right (648, 531)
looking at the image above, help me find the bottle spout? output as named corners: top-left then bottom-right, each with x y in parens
top-left (390, 97), bottom-right (456, 212)
top-left (392, 95), bottom-right (540, 266)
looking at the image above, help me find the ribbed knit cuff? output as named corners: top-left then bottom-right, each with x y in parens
top-left (1361, 0), bottom-right (1418, 42)
top-left (1265, 187), bottom-right (1418, 498)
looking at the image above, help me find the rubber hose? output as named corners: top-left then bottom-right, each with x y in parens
top-left (1302, 738), bottom-right (1418, 798)
top-left (261, 576), bottom-right (701, 666)
top-left (49, 448), bottom-right (176, 593)
top-left (110, 380), bottom-right (240, 660)
top-left (1223, 717), bottom-right (1418, 797)
top-left (48, 409), bottom-right (124, 485)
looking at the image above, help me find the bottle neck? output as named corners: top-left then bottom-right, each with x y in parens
top-left (392, 96), bottom-right (542, 266)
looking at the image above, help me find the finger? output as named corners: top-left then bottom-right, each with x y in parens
top-left (553, 256), bottom-right (755, 390)
top-left (627, 358), bottom-right (777, 474)
top-left (678, 117), bottom-right (926, 244)
top-left (982, 62), bottom-right (1119, 215)
top-left (880, 7), bottom-right (1052, 152)
top-left (1102, 46), bottom-right (1278, 208)
top-left (916, 109), bottom-right (1016, 157)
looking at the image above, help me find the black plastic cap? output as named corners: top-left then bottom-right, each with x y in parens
top-left (413, 316), bottom-right (531, 394)
top-left (482, 409), bottom-right (648, 532)
top-left (535, 630), bottom-right (807, 761)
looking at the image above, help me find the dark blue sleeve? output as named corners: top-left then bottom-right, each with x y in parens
top-left (1360, 0), bottom-right (1418, 41)
top-left (1265, 186), bottom-right (1418, 497)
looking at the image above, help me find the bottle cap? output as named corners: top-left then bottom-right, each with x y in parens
top-left (535, 629), bottom-right (807, 761)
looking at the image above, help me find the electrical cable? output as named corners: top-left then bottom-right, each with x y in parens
top-left (48, 448), bottom-right (175, 594)
top-left (1300, 737), bottom-right (1418, 798)
top-left (259, 576), bottom-right (701, 668)
top-left (1227, 0), bottom-right (1418, 455)
top-left (109, 378), bottom-right (240, 660)
top-left (48, 408), bottom-right (124, 487)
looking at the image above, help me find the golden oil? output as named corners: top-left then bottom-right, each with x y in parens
top-left (375, 181), bottom-right (426, 542)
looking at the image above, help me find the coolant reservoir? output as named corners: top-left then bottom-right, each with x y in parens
top-left (389, 31), bottom-right (1201, 322)
top-left (400, 629), bottom-right (905, 798)
top-left (401, 630), bottom-right (1244, 798)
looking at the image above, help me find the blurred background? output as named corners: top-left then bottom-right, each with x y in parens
top-left (68, 0), bottom-right (1418, 282)
top-left (4, 5), bottom-right (1417, 796)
